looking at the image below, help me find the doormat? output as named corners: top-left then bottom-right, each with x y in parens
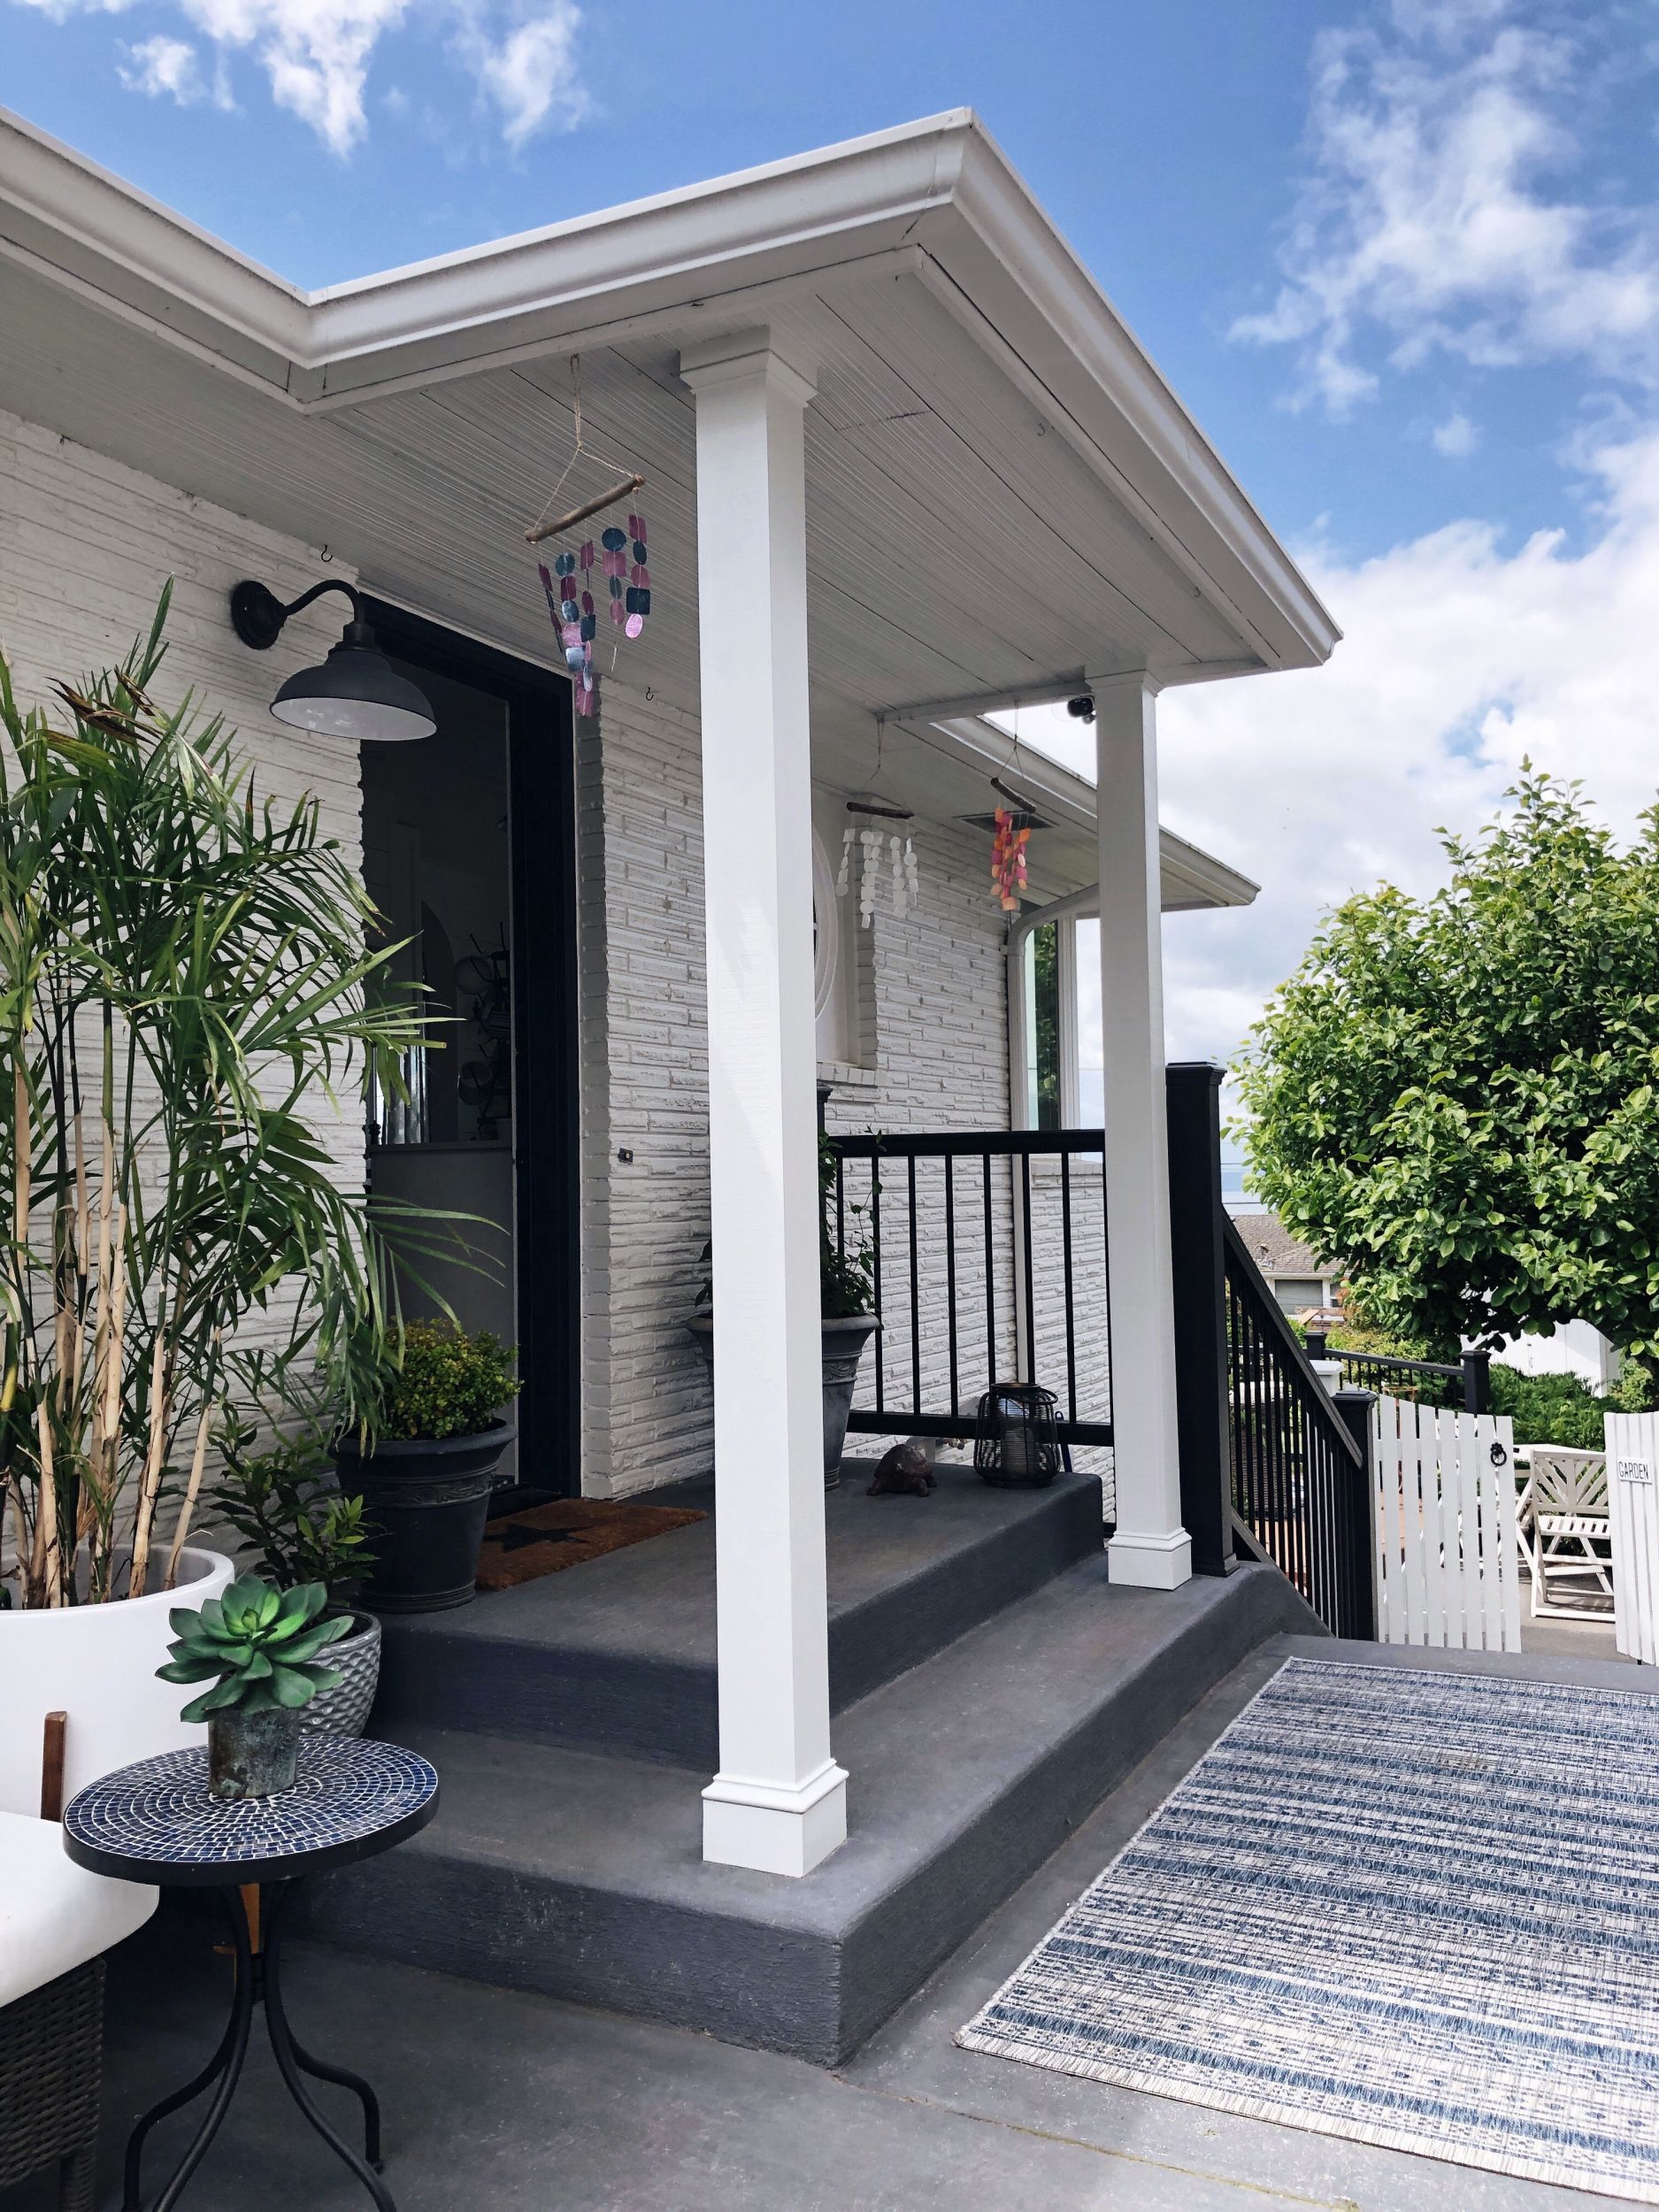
top-left (959, 1656), bottom-right (1659, 2205)
top-left (476, 1499), bottom-right (705, 1591)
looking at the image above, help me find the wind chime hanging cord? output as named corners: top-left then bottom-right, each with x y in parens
top-left (523, 354), bottom-right (645, 545)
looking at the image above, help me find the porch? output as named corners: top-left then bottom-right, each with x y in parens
top-left (0, 104), bottom-right (1342, 1888)
top-left (35, 1632), bottom-right (1639, 2212)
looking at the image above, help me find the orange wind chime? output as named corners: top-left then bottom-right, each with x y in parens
top-left (989, 767), bottom-right (1034, 912)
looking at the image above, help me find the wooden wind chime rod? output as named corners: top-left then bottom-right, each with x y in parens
top-left (525, 473), bottom-right (646, 547)
top-left (845, 799), bottom-right (913, 820)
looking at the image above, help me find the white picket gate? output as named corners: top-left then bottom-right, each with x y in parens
top-left (1370, 1394), bottom-right (1522, 1651)
top-left (1605, 1412), bottom-right (1659, 1663)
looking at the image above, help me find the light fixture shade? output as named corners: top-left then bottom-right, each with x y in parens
top-left (271, 629), bottom-right (436, 743)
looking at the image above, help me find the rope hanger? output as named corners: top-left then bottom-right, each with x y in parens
top-left (523, 355), bottom-right (645, 547)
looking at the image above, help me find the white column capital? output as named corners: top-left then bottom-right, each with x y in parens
top-left (678, 330), bottom-right (817, 408)
top-left (1085, 665), bottom-right (1166, 703)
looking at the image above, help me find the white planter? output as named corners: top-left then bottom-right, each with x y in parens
top-left (0, 1548), bottom-right (234, 1816)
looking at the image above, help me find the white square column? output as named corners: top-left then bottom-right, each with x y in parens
top-left (680, 331), bottom-right (848, 1876)
top-left (1094, 672), bottom-right (1192, 1590)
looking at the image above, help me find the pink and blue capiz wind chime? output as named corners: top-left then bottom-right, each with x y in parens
top-left (526, 356), bottom-right (653, 717)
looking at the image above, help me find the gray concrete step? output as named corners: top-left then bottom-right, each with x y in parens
top-left (308, 1560), bottom-right (1320, 2065)
top-left (370, 1460), bottom-right (1107, 1766)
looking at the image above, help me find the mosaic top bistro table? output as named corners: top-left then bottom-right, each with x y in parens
top-left (61, 1736), bottom-right (439, 2212)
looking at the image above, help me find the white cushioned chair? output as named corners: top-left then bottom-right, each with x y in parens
top-left (0, 1793), bottom-right (157, 2208)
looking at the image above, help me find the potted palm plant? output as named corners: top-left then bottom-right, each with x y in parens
top-left (686, 1135), bottom-right (879, 1486)
top-left (331, 1320), bottom-right (519, 1613)
top-left (0, 590), bottom-right (434, 1811)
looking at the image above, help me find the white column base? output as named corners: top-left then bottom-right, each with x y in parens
top-left (1108, 1528), bottom-right (1194, 1590)
top-left (702, 1759), bottom-right (849, 1878)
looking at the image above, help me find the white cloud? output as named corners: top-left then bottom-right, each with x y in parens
top-left (1020, 424), bottom-right (1659, 1066)
top-left (1233, 4), bottom-right (1659, 412)
top-left (118, 31), bottom-right (204, 99)
top-left (1431, 408), bottom-right (1479, 454)
top-left (461, 1), bottom-right (588, 149)
top-left (12, 0), bottom-right (591, 156)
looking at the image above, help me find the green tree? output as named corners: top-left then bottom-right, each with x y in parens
top-left (1236, 769), bottom-right (1659, 1363)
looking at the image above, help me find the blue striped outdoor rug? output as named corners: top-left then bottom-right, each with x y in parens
top-left (958, 1656), bottom-right (1659, 2203)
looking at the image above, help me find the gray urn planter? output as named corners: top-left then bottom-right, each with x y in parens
top-left (685, 1312), bottom-right (879, 1487)
top-left (302, 1610), bottom-right (381, 1739)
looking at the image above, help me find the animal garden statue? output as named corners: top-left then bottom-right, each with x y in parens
top-left (867, 1441), bottom-right (937, 1498)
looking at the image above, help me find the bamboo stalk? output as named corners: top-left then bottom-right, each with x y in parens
top-left (35, 1402), bottom-right (61, 1608)
top-left (163, 1401), bottom-right (213, 1592)
top-left (12, 1062), bottom-right (30, 1247)
top-left (127, 1295), bottom-right (167, 1600)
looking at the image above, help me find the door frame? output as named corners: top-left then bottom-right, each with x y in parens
top-left (363, 596), bottom-right (581, 1498)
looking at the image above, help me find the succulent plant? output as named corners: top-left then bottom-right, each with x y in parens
top-left (158, 1575), bottom-right (351, 1723)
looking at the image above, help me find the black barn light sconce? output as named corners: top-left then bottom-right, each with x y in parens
top-left (229, 578), bottom-right (436, 743)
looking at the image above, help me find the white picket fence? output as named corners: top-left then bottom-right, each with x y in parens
top-left (1371, 1394), bottom-right (1522, 1651)
top-left (1605, 1412), bottom-right (1659, 1663)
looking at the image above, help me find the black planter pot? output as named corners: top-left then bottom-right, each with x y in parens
top-left (331, 1423), bottom-right (515, 1615)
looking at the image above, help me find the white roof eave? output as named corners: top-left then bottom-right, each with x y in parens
top-left (0, 103), bottom-right (1340, 678)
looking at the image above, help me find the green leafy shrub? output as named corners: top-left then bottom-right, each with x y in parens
top-left (1488, 1364), bottom-right (1612, 1452)
top-left (158, 1576), bottom-right (350, 1721)
top-left (376, 1320), bottom-right (518, 1441)
top-left (209, 1409), bottom-right (377, 1607)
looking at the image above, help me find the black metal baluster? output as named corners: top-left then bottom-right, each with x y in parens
top-left (1020, 1151), bottom-right (1035, 1386)
top-left (908, 1155), bottom-right (921, 1416)
top-left (872, 1149), bottom-right (885, 1417)
top-left (944, 1155), bottom-right (959, 1420)
top-left (982, 1151), bottom-right (995, 1395)
top-left (1060, 1149), bottom-right (1077, 1424)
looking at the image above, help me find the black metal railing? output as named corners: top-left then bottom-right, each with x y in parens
top-left (1302, 1334), bottom-right (1491, 1414)
top-left (1224, 1217), bottom-right (1375, 1637)
top-left (826, 1130), bottom-right (1113, 1448)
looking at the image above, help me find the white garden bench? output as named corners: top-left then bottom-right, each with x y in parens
top-left (1516, 1445), bottom-right (1614, 1618)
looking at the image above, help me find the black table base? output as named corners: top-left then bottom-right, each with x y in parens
top-left (125, 1882), bottom-right (393, 2212)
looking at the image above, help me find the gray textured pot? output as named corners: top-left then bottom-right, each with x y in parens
top-left (685, 1312), bottom-right (879, 1487)
top-left (302, 1610), bottom-right (381, 1739)
top-left (208, 1706), bottom-right (300, 1801)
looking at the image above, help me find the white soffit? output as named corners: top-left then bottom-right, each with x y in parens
top-left (0, 105), bottom-right (1339, 690)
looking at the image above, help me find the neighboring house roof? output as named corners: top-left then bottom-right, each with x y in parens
top-left (1234, 1212), bottom-right (1331, 1279)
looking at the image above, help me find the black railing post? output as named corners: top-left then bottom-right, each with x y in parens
top-left (1330, 1388), bottom-right (1377, 1641)
top-left (1462, 1348), bottom-right (1491, 1415)
top-left (1303, 1330), bottom-right (1328, 1362)
top-left (1165, 1062), bottom-right (1237, 1578)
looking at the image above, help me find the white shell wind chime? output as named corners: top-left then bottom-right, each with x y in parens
top-left (836, 720), bottom-right (921, 926)
top-left (524, 355), bottom-right (655, 717)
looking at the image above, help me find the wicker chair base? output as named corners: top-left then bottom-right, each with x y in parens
top-left (0, 1956), bottom-right (104, 2210)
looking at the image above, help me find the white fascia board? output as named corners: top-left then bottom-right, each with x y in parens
top-left (902, 717), bottom-right (1257, 913)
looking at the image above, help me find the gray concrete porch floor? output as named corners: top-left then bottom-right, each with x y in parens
top-left (9, 1635), bottom-right (1640, 2212)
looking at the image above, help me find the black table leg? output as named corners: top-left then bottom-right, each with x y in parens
top-left (261, 1879), bottom-right (391, 2195)
top-left (123, 1886), bottom-right (257, 2212)
top-left (122, 1881), bottom-right (396, 2211)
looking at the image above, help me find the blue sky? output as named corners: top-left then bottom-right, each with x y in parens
top-left (6, 0), bottom-right (1659, 1073)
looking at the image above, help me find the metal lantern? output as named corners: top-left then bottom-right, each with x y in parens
top-left (973, 1383), bottom-right (1062, 1489)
